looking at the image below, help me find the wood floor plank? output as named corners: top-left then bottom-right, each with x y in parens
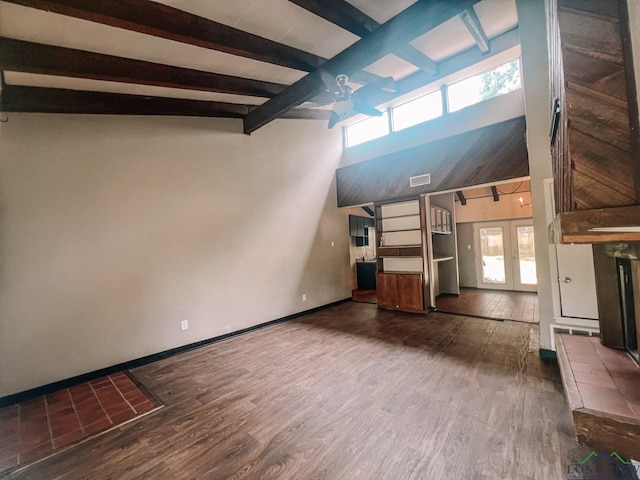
top-left (4, 302), bottom-right (594, 479)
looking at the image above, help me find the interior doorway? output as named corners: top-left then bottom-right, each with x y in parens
top-left (475, 219), bottom-right (537, 292)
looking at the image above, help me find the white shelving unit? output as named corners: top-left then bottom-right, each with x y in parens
top-left (425, 193), bottom-right (460, 307)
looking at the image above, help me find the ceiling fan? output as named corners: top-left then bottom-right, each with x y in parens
top-left (317, 72), bottom-right (397, 129)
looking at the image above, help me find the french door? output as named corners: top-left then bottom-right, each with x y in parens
top-left (475, 220), bottom-right (537, 292)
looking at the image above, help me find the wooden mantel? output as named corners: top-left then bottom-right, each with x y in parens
top-left (550, 205), bottom-right (640, 244)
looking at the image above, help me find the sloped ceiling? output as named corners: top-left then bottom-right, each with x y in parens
top-left (0, 0), bottom-right (518, 133)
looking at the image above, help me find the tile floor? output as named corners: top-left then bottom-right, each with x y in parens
top-left (435, 287), bottom-right (539, 323)
top-left (0, 372), bottom-right (159, 473)
top-left (563, 335), bottom-right (640, 419)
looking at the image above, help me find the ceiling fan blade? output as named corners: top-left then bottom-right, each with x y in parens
top-left (354, 76), bottom-right (396, 98)
top-left (318, 69), bottom-right (337, 91)
top-left (352, 99), bottom-right (383, 117)
top-left (328, 111), bottom-right (342, 129)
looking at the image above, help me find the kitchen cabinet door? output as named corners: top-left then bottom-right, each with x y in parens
top-left (377, 273), bottom-right (398, 310)
top-left (397, 274), bottom-right (424, 312)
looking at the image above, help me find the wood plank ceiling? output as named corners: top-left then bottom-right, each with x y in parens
top-left (0, 0), bottom-right (519, 134)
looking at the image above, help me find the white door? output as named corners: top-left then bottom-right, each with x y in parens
top-left (475, 222), bottom-right (514, 290)
top-left (511, 220), bottom-right (537, 292)
top-left (556, 244), bottom-right (599, 319)
top-left (474, 220), bottom-right (537, 292)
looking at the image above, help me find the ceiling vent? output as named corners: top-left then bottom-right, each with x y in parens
top-left (409, 173), bottom-right (431, 188)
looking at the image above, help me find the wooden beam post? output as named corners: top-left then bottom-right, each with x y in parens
top-left (491, 186), bottom-right (500, 202)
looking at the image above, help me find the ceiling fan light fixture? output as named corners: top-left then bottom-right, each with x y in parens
top-left (333, 100), bottom-right (353, 118)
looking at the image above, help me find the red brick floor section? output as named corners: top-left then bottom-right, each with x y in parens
top-left (0, 372), bottom-right (159, 473)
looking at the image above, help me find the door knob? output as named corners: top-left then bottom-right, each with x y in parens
top-left (562, 277), bottom-right (572, 283)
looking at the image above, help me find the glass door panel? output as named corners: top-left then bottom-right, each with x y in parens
top-left (516, 226), bottom-right (536, 285)
top-left (511, 221), bottom-right (537, 292)
top-left (480, 227), bottom-right (505, 284)
top-left (477, 225), bottom-right (513, 289)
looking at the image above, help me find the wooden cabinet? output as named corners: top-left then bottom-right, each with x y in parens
top-left (376, 272), bottom-right (424, 312)
top-left (377, 272), bottom-right (399, 310)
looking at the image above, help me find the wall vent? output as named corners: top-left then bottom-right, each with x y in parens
top-left (409, 173), bottom-right (431, 187)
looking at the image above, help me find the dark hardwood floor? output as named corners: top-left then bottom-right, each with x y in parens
top-left (5, 302), bottom-right (592, 479)
top-left (436, 288), bottom-right (539, 323)
top-left (351, 289), bottom-right (377, 304)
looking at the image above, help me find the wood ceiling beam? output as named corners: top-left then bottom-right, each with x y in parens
top-left (456, 191), bottom-right (467, 205)
top-left (2, 0), bottom-right (321, 73)
top-left (0, 84), bottom-right (334, 120)
top-left (0, 37), bottom-right (285, 98)
top-left (459, 7), bottom-right (490, 53)
top-left (289, 0), bottom-right (438, 75)
top-left (244, 0), bottom-right (476, 134)
top-left (343, 27), bottom-right (519, 119)
top-left (2, 0), bottom-right (381, 86)
top-left (0, 84), bottom-right (252, 116)
top-left (280, 108), bottom-right (332, 120)
top-left (491, 186), bottom-right (500, 202)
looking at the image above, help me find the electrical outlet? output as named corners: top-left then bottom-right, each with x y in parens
top-left (302, 294), bottom-right (307, 301)
top-left (181, 320), bottom-right (188, 331)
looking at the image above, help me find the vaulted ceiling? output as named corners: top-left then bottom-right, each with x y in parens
top-left (0, 0), bottom-right (519, 133)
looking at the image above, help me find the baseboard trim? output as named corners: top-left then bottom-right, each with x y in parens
top-left (0, 298), bottom-right (351, 407)
top-left (539, 348), bottom-right (558, 362)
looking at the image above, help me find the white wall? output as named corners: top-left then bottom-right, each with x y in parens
top-left (515, 0), bottom-right (555, 349)
top-left (0, 114), bottom-right (351, 397)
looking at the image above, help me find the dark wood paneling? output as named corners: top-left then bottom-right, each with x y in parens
top-left (557, 7), bottom-right (623, 61)
top-left (566, 85), bottom-right (632, 154)
top-left (336, 117), bottom-right (529, 207)
top-left (593, 244), bottom-right (624, 348)
top-left (562, 48), bottom-right (627, 102)
top-left (547, 0), bottom-right (572, 213)
top-left (618, 0), bottom-right (640, 203)
top-left (0, 37), bottom-right (285, 98)
top-left (550, 0), bottom-right (638, 213)
top-left (569, 129), bottom-right (636, 206)
top-left (560, 0), bottom-right (619, 18)
top-left (243, 0), bottom-right (474, 133)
